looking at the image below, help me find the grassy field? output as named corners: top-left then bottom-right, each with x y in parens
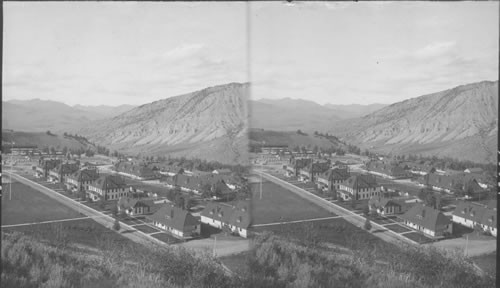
top-left (250, 180), bottom-right (335, 225)
top-left (252, 218), bottom-right (392, 252)
top-left (384, 223), bottom-right (412, 233)
top-left (1, 182), bottom-right (83, 225)
top-left (151, 232), bottom-right (181, 244)
top-left (134, 224), bottom-right (161, 234)
top-left (404, 232), bottom-right (434, 244)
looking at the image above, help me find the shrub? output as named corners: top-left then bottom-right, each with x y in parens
top-left (364, 218), bottom-right (372, 231)
top-left (113, 219), bottom-right (121, 231)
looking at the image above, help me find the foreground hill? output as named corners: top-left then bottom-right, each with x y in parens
top-left (332, 80), bottom-right (498, 163)
top-left (1, 231), bottom-right (233, 288)
top-left (2, 99), bottom-right (135, 132)
top-left (3, 228), bottom-right (494, 288)
top-left (77, 83), bottom-right (249, 165)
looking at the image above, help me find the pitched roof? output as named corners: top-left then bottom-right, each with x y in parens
top-left (213, 168), bottom-right (231, 174)
top-left (401, 203), bottom-right (450, 231)
top-left (480, 208), bottom-right (497, 228)
top-left (115, 161), bottom-right (156, 178)
top-left (318, 167), bottom-right (350, 182)
top-left (307, 160), bottom-right (331, 174)
top-left (91, 175), bottom-right (128, 190)
top-left (118, 197), bottom-right (155, 210)
top-left (147, 204), bottom-right (199, 231)
top-left (161, 174), bottom-right (232, 193)
top-left (343, 174), bottom-right (378, 190)
top-left (288, 157), bottom-right (312, 169)
top-left (486, 200), bottom-right (497, 210)
top-left (67, 168), bottom-right (99, 182)
top-left (52, 162), bottom-right (80, 175)
top-left (465, 168), bottom-right (483, 173)
top-left (420, 172), bottom-right (484, 192)
top-left (38, 158), bottom-right (62, 170)
top-left (452, 200), bottom-right (496, 227)
top-left (366, 161), bottom-right (407, 176)
top-left (200, 201), bottom-right (251, 229)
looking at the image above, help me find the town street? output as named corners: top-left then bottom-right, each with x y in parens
top-left (3, 171), bottom-right (248, 264)
top-left (253, 169), bottom-right (419, 246)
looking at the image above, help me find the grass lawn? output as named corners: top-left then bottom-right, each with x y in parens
top-left (251, 181), bottom-right (335, 225)
top-left (121, 218), bottom-right (142, 225)
top-left (134, 224), bottom-right (160, 234)
top-left (370, 216), bottom-right (396, 225)
top-left (384, 224), bottom-right (412, 233)
top-left (472, 251), bottom-right (496, 277)
top-left (1, 182), bottom-right (83, 225)
top-left (335, 200), bottom-right (369, 211)
top-left (252, 218), bottom-right (389, 251)
top-left (403, 232), bottom-right (434, 244)
top-left (151, 232), bottom-right (181, 244)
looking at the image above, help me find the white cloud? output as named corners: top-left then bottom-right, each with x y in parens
top-left (414, 41), bottom-right (456, 59)
top-left (161, 43), bottom-right (205, 61)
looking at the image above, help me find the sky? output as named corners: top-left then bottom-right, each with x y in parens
top-left (3, 2), bottom-right (499, 107)
top-left (3, 2), bottom-right (248, 106)
top-left (250, 1), bottom-right (499, 105)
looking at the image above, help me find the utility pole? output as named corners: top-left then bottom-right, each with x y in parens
top-left (464, 234), bottom-right (469, 256)
top-left (213, 235), bottom-right (217, 257)
top-left (260, 164), bottom-right (263, 200)
top-left (10, 142), bottom-right (15, 201)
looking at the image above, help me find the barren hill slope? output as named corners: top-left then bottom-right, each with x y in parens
top-left (78, 83), bottom-right (249, 165)
top-left (332, 80), bottom-right (498, 163)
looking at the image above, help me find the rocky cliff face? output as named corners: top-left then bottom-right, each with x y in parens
top-left (79, 82), bottom-right (249, 164)
top-left (337, 80), bottom-right (498, 163)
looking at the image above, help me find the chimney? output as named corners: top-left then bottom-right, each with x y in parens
top-left (170, 208), bottom-right (174, 219)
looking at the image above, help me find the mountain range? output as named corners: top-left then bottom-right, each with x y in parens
top-left (250, 98), bottom-right (387, 132)
top-left (3, 80), bottom-right (497, 164)
top-left (2, 99), bottom-right (135, 132)
top-left (76, 82), bottom-right (250, 165)
top-left (330, 80), bottom-right (498, 163)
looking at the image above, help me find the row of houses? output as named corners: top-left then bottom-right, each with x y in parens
top-left (284, 157), bottom-right (382, 201)
top-left (417, 172), bottom-right (484, 196)
top-left (368, 195), bottom-right (497, 238)
top-left (116, 198), bottom-right (251, 239)
top-left (114, 160), bottom-right (239, 194)
top-left (365, 160), bottom-right (408, 179)
top-left (452, 200), bottom-right (497, 236)
top-left (160, 173), bottom-right (234, 197)
top-left (35, 158), bottom-right (81, 182)
top-left (114, 161), bottom-right (158, 180)
top-left (35, 158), bottom-right (249, 240)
